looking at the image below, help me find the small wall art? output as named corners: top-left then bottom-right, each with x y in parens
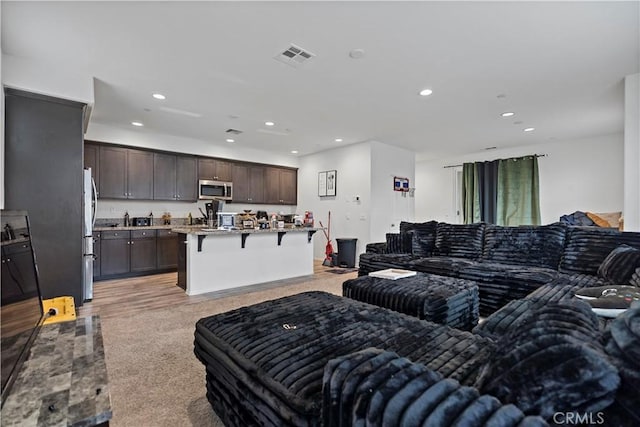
top-left (318, 170), bottom-right (337, 197)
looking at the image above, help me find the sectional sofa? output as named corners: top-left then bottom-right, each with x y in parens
top-left (194, 221), bottom-right (640, 427)
top-left (359, 221), bottom-right (640, 316)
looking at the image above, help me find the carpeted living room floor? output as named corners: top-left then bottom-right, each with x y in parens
top-left (97, 273), bottom-right (350, 426)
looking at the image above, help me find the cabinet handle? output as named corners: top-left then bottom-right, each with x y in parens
top-left (131, 241), bottom-right (134, 245)
top-left (114, 233), bottom-right (118, 236)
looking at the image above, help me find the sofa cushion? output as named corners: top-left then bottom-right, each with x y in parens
top-left (481, 223), bottom-right (566, 269)
top-left (385, 233), bottom-right (405, 254)
top-left (476, 300), bottom-right (620, 420)
top-left (400, 221), bottom-right (438, 255)
top-left (597, 244), bottom-right (640, 285)
top-left (322, 348), bottom-right (547, 427)
top-left (407, 256), bottom-right (477, 278)
top-left (434, 223), bottom-right (485, 259)
top-left (559, 226), bottom-right (640, 276)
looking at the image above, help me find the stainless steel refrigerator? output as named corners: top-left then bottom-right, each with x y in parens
top-left (83, 168), bottom-right (97, 301)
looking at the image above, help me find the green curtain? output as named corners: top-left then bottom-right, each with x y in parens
top-left (496, 155), bottom-right (541, 225)
top-left (462, 163), bottom-right (481, 224)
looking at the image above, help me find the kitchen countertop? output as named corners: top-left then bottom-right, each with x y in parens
top-left (171, 226), bottom-right (321, 235)
top-left (93, 224), bottom-right (202, 232)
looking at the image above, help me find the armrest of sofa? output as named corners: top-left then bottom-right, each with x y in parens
top-left (322, 348), bottom-right (547, 427)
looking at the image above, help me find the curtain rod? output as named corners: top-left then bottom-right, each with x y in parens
top-left (443, 153), bottom-right (548, 169)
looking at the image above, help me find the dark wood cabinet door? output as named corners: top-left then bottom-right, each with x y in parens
top-left (92, 232), bottom-right (101, 279)
top-left (214, 159), bottom-right (233, 181)
top-left (176, 156), bottom-right (197, 201)
top-left (153, 153), bottom-right (177, 200)
top-left (99, 146), bottom-right (127, 199)
top-left (157, 230), bottom-right (178, 269)
top-left (248, 165), bottom-right (265, 204)
top-left (231, 163), bottom-right (250, 202)
top-left (198, 158), bottom-right (216, 181)
top-left (127, 149), bottom-right (154, 200)
top-left (264, 167), bottom-right (281, 204)
top-left (130, 237), bottom-right (157, 272)
top-left (198, 158), bottom-right (232, 181)
top-left (84, 142), bottom-right (100, 195)
top-left (279, 168), bottom-right (297, 205)
top-left (100, 235), bottom-right (130, 276)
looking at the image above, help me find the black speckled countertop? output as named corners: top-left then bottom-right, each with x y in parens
top-left (1, 316), bottom-right (111, 427)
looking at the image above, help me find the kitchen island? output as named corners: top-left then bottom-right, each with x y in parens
top-left (172, 227), bottom-right (320, 295)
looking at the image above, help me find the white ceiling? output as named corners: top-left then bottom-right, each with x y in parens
top-left (2, 1), bottom-right (639, 160)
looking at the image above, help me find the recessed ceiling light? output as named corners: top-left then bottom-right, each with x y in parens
top-left (265, 121), bottom-right (275, 126)
top-left (152, 93), bottom-right (166, 100)
top-left (501, 112), bottom-right (515, 117)
top-left (419, 89), bottom-right (433, 97)
top-left (524, 127), bottom-right (535, 132)
top-left (349, 48), bottom-right (365, 59)
top-left (226, 138), bottom-right (235, 143)
top-left (291, 150), bottom-right (298, 154)
top-left (131, 121), bottom-right (144, 127)
top-left (335, 138), bottom-right (343, 142)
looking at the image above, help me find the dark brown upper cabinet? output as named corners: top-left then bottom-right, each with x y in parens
top-left (231, 163), bottom-right (265, 204)
top-left (265, 167), bottom-right (298, 205)
top-left (98, 146), bottom-right (153, 199)
top-left (153, 153), bottom-right (197, 201)
top-left (198, 158), bottom-right (232, 181)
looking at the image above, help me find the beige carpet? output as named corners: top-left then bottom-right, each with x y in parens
top-left (100, 274), bottom-right (351, 426)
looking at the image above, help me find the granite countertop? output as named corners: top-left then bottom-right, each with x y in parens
top-left (172, 226), bottom-right (321, 235)
top-left (1, 315), bottom-right (111, 427)
top-left (94, 224), bottom-right (202, 231)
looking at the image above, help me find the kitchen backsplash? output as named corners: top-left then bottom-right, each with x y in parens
top-left (95, 199), bottom-right (296, 222)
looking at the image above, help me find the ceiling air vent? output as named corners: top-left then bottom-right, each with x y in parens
top-left (225, 129), bottom-right (243, 135)
top-left (274, 44), bottom-right (316, 68)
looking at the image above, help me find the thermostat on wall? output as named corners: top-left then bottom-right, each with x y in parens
top-left (394, 176), bottom-right (410, 192)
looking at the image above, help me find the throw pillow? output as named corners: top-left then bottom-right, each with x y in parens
top-left (597, 245), bottom-right (640, 285)
top-left (586, 212), bottom-right (611, 228)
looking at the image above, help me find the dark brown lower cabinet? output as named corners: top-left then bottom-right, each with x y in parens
top-left (96, 228), bottom-right (179, 280)
top-left (130, 230), bottom-right (157, 273)
top-left (100, 231), bottom-right (130, 276)
top-left (157, 230), bottom-right (179, 269)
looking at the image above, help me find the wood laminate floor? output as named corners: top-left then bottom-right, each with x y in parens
top-left (78, 260), bottom-right (354, 319)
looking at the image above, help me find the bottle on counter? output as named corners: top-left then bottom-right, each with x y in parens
top-left (4, 223), bottom-right (15, 240)
top-left (187, 212), bottom-right (193, 225)
top-left (124, 211), bottom-right (130, 227)
top-left (149, 212), bottom-right (154, 226)
top-left (270, 214), bottom-right (277, 229)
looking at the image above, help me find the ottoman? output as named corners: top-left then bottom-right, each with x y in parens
top-left (343, 272), bottom-right (479, 330)
top-left (194, 291), bottom-right (495, 427)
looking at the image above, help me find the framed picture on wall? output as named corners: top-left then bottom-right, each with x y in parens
top-left (326, 170), bottom-right (337, 196)
top-left (318, 171), bottom-right (327, 197)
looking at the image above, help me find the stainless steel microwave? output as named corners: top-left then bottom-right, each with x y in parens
top-left (199, 180), bottom-right (233, 200)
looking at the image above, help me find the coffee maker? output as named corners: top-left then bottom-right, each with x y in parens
top-left (205, 200), bottom-right (223, 226)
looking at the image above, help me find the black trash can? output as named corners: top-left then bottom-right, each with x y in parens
top-left (336, 238), bottom-right (358, 268)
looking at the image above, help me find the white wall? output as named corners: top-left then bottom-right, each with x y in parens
top-left (416, 133), bottom-right (625, 225)
top-left (2, 54), bottom-right (94, 105)
top-left (297, 140), bottom-right (416, 262)
top-left (624, 73), bottom-right (640, 231)
top-left (298, 142), bottom-right (372, 261)
top-left (369, 141), bottom-right (415, 241)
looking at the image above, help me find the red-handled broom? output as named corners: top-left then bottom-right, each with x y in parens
top-left (319, 211), bottom-right (334, 267)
